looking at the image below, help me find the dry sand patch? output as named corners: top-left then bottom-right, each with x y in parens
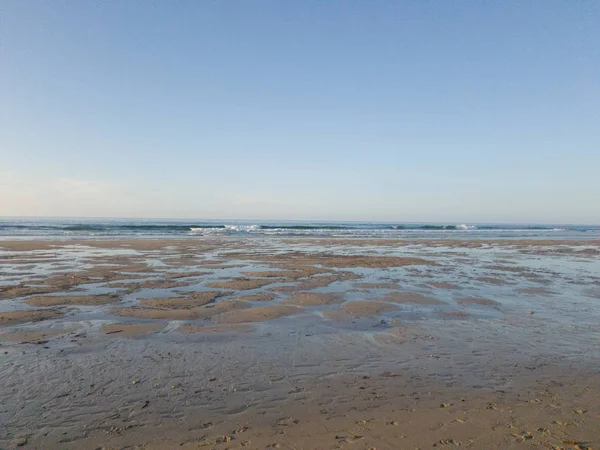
top-left (282, 292), bottom-right (344, 306)
top-left (215, 305), bottom-right (301, 323)
top-left (0, 284), bottom-right (56, 300)
top-left (25, 294), bottom-right (119, 307)
top-left (270, 273), bottom-right (359, 293)
top-left (139, 292), bottom-right (226, 309)
top-left (236, 292), bottom-right (278, 302)
top-left (277, 264), bottom-right (332, 276)
top-left (0, 309), bottom-right (63, 326)
top-left (113, 300), bottom-right (251, 321)
top-left (340, 301), bottom-right (397, 316)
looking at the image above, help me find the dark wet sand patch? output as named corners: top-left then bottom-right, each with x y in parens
top-left (269, 283), bottom-right (304, 293)
top-left (476, 276), bottom-right (509, 285)
top-left (164, 271), bottom-right (206, 280)
top-left (176, 323), bottom-right (255, 333)
top-left (334, 271), bottom-right (361, 281)
top-left (241, 270), bottom-right (305, 279)
top-left (215, 305), bottom-right (302, 323)
top-left (270, 272), bottom-right (360, 293)
top-left (107, 281), bottom-right (146, 291)
top-left (111, 308), bottom-right (198, 321)
top-left (113, 300), bottom-right (251, 321)
top-left (0, 327), bottom-right (76, 343)
top-left (195, 264), bottom-right (248, 270)
top-left (282, 237), bottom-right (600, 248)
top-left (518, 287), bottom-right (556, 296)
top-left (282, 292), bottom-right (344, 306)
top-left (373, 326), bottom-right (414, 344)
top-left (101, 322), bottom-right (166, 338)
top-left (426, 281), bottom-right (462, 290)
top-left (25, 294), bottom-right (119, 307)
top-left (51, 239), bottom-right (221, 252)
top-left (136, 279), bottom-right (192, 289)
top-left (117, 263), bottom-right (157, 273)
top-left (42, 270), bottom-right (147, 287)
top-left (455, 297), bottom-right (500, 307)
top-left (139, 292), bottom-right (227, 309)
top-left (42, 273), bottom-right (92, 289)
top-left (585, 288), bottom-right (600, 299)
top-left (0, 258), bottom-right (59, 265)
top-left (207, 278), bottom-right (281, 290)
top-left (269, 275), bottom-right (341, 292)
top-left (276, 264), bottom-right (332, 276)
top-left (440, 310), bottom-right (470, 319)
top-left (357, 282), bottom-right (401, 290)
top-left (229, 253), bottom-right (434, 268)
top-left (383, 292), bottom-right (445, 305)
top-left (484, 264), bottom-right (532, 273)
top-left (0, 241), bottom-right (60, 251)
top-left (0, 309), bottom-right (63, 326)
top-left (0, 284), bottom-right (57, 300)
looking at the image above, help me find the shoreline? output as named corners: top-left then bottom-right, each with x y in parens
top-left (1, 237), bottom-right (599, 448)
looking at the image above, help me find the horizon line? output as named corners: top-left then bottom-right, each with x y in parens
top-left (0, 215), bottom-right (598, 227)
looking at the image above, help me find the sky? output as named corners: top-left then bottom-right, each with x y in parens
top-left (1, 1), bottom-right (599, 223)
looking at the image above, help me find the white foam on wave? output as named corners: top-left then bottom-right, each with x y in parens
top-left (456, 224), bottom-right (477, 230)
top-left (224, 224), bottom-right (260, 232)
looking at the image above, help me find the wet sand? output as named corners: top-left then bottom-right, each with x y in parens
top-left (138, 292), bottom-right (226, 308)
top-left (282, 292), bottom-right (343, 306)
top-left (216, 304), bottom-right (302, 323)
top-left (456, 296), bottom-right (501, 306)
top-left (382, 291), bottom-right (446, 305)
top-left (323, 300), bottom-right (397, 320)
top-left (0, 309), bottom-right (63, 325)
top-left (207, 278), bottom-right (281, 290)
top-left (114, 299), bottom-right (251, 321)
top-left (1, 237), bottom-right (599, 449)
top-left (25, 294), bottom-right (119, 307)
top-left (101, 322), bottom-right (166, 338)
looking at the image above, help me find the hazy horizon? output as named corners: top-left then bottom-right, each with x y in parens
top-left (0, 215), bottom-right (597, 226)
top-left (2, 2), bottom-right (599, 223)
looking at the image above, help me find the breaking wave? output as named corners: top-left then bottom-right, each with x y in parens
top-left (0, 220), bottom-right (596, 239)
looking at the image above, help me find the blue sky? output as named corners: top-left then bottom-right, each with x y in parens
top-left (1, 1), bottom-right (599, 223)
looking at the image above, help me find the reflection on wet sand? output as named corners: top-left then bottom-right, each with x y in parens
top-left (1, 237), bottom-right (599, 448)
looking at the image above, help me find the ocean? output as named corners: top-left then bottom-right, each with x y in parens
top-left (0, 218), bottom-right (598, 239)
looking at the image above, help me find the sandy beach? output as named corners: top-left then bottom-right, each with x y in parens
top-left (1, 237), bottom-right (599, 449)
